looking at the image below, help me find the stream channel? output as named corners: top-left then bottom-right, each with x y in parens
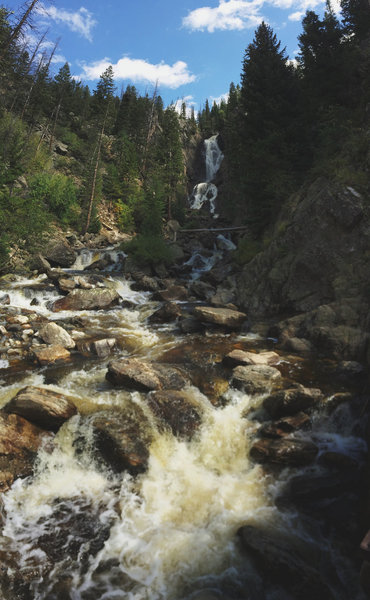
top-left (0, 239), bottom-right (368, 600)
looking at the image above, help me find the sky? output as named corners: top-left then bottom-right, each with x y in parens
top-left (7, 0), bottom-right (340, 111)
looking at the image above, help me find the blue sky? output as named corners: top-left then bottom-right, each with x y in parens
top-left (7, 0), bottom-right (339, 110)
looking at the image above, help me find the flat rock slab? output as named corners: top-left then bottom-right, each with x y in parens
top-left (147, 390), bottom-right (202, 438)
top-left (51, 288), bottom-right (119, 312)
top-left (250, 437), bottom-right (318, 466)
top-left (223, 349), bottom-right (280, 368)
top-left (263, 385), bottom-right (323, 418)
top-left (87, 407), bottom-right (152, 475)
top-left (231, 364), bottom-right (282, 394)
top-left (106, 358), bottom-right (190, 392)
top-left (3, 386), bottom-right (78, 432)
top-left (0, 412), bottom-right (52, 491)
top-left (38, 322), bottom-right (75, 349)
top-left (33, 345), bottom-right (71, 366)
top-left (193, 306), bottom-right (247, 329)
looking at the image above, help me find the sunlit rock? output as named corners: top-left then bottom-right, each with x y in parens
top-left (38, 322), bottom-right (76, 349)
top-left (231, 364), bottom-right (281, 394)
top-left (51, 288), bottom-right (119, 312)
top-left (193, 306), bottom-right (247, 329)
top-left (3, 385), bottom-right (77, 432)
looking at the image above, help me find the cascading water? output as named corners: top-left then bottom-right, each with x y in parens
top-left (0, 242), bottom-right (368, 600)
top-left (190, 135), bottom-right (224, 217)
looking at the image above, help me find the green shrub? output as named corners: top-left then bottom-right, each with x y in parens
top-left (123, 234), bottom-right (174, 267)
top-left (29, 172), bottom-right (80, 226)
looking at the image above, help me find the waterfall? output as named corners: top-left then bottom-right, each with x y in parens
top-left (190, 134), bottom-right (223, 217)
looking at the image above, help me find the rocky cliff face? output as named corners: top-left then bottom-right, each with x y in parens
top-left (237, 178), bottom-right (370, 363)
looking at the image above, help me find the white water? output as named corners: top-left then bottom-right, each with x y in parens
top-left (190, 135), bottom-right (223, 217)
top-left (0, 243), bottom-right (367, 600)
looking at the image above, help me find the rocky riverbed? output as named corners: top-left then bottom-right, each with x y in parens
top-left (0, 233), bottom-right (369, 600)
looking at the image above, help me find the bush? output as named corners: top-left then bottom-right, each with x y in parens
top-left (123, 234), bottom-right (174, 267)
top-left (29, 172), bottom-right (81, 226)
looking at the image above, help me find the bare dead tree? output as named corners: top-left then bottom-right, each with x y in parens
top-left (0, 0), bottom-right (40, 62)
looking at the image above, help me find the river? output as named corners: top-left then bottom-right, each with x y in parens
top-left (0, 242), bottom-right (368, 600)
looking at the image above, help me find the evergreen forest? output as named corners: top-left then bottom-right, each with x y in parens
top-left (0, 0), bottom-right (369, 269)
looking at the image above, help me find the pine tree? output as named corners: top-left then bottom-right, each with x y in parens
top-left (341, 0), bottom-right (370, 40)
top-left (241, 22), bottom-right (301, 235)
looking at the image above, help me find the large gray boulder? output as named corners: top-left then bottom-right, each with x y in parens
top-left (263, 385), bottom-right (323, 419)
top-left (44, 239), bottom-right (77, 268)
top-left (147, 390), bottom-right (202, 438)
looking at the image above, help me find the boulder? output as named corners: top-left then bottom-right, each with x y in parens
top-left (179, 316), bottom-right (204, 334)
top-left (0, 412), bottom-right (52, 491)
top-left (131, 275), bottom-right (160, 292)
top-left (148, 302), bottom-right (182, 324)
top-left (51, 288), bottom-right (119, 312)
top-left (86, 407), bottom-right (152, 474)
top-left (54, 141), bottom-right (68, 156)
top-left (147, 390), bottom-right (202, 438)
top-left (106, 358), bottom-right (189, 392)
top-left (210, 288), bottom-right (236, 307)
top-left (44, 240), bottom-right (77, 268)
top-left (77, 337), bottom-right (116, 359)
top-left (231, 364), bottom-right (282, 394)
top-left (153, 285), bottom-right (188, 302)
top-left (33, 345), bottom-right (71, 366)
top-left (58, 278), bottom-right (77, 293)
top-left (193, 306), bottom-right (247, 329)
top-left (259, 412), bottom-right (310, 438)
top-left (0, 293), bottom-right (10, 305)
top-left (3, 386), bottom-right (77, 432)
top-left (38, 322), bottom-right (76, 349)
top-left (189, 280), bottom-right (215, 301)
top-left (223, 349), bottom-right (280, 368)
top-left (249, 437), bottom-right (318, 466)
top-left (263, 385), bottom-right (323, 419)
top-left (238, 525), bottom-right (335, 600)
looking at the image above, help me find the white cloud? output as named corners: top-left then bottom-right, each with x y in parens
top-left (76, 57), bottom-right (197, 89)
top-left (183, 0), bottom-right (333, 32)
top-left (36, 4), bottom-right (97, 42)
top-left (173, 95), bottom-right (197, 116)
top-left (210, 92), bottom-right (229, 105)
top-left (183, 0), bottom-right (263, 32)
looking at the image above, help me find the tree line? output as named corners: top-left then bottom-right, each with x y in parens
top-left (198, 0), bottom-right (370, 237)
top-left (0, 1), bottom-right (193, 268)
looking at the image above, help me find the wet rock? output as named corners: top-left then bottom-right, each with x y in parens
top-left (51, 288), bottom-right (119, 312)
top-left (106, 358), bottom-right (190, 392)
top-left (84, 257), bottom-right (113, 271)
top-left (87, 407), bottom-right (152, 474)
top-left (131, 274), bottom-right (160, 292)
top-left (193, 306), bottom-right (247, 329)
top-left (223, 350), bottom-right (280, 368)
top-left (277, 469), bottom-right (361, 508)
top-left (0, 293), bottom-right (10, 305)
top-left (238, 525), bottom-right (335, 600)
top-left (3, 385), bottom-right (77, 432)
top-left (263, 385), bottom-right (323, 418)
top-left (189, 280), bottom-right (215, 301)
top-left (147, 390), bottom-right (202, 438)
top-left (231, 364), bottom-right (282, 394)
top-left (250, 437), bottom-right (318, 466)
top-left (153, 285), bottom-right (188, 302)
top-left (281, 336), bottom-right (312, 354)
top-left (33, 344), bottom-right (71, 366)
top-left (336, 360), bottom-right (366, 379)
top-left (7, 315), bottom-right (29, 325)
top-left (0, 412), bottom-right (52, 491)
top-left (318, 451), bottom-right (358, 470)
top-left (77, 337), bottom-right (116, 359)
top-left (38, 322), bottom-right (76, 349)
top-left (58, 277), bottom-right (76, 293)
top-left (44, 239), bottom-right (77, 268)
top-left (179, 316), bottom-right (204, 334)
top-left (148, 301), bottom-right (182, 324)
top-left (259, 412), bottom-right (310, 438)
top-left (210, 288), bottom-right (236, 307)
